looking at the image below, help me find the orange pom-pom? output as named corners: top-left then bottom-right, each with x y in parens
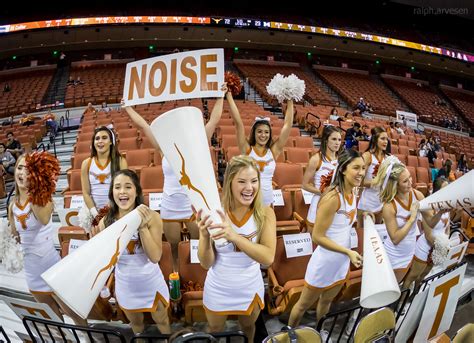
top-left (225, 71), bottom-right (242, 96)
top-left (320, 170), bottom-right (335, 193)
top-left (26, 152), bottom-right (60, 207)
top-left (92, 206), bottom-right (110, 227)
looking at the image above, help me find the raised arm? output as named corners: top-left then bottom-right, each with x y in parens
top-left (137, 205), bottom-right (163, 264)
top-left (226, 91), bottom-right (249, 154)
top-left (204, 84), bottom-right (227, 141)
top-left (302, 153), bottom-right (321, 194)
top-left (8, 202), bottom-right (19, 242)
top-left (271, 99), bottom-right (294, 158)
top-left (383, 201), bottom-right (419, 245)
top-left (197, 210), bottom-right (216, 270)
top-left (123, 105), bottom-right (161, 153)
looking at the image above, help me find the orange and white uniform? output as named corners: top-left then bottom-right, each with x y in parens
top-left (358, 153), bottom-right (385, 212)
top-left (306, 153), bottom-right (338, 226)
top-left (384, 191), bottom-right (421, 269)
top-left (304, 191), bottom-right (357, 289)
top-left (88, 157), bottom-right (111, 209)
top-left (160, 157), bottom-right (194, 221)
top-left (12, 200), bottom-right (60, 294)
top-left (203, 210), bottom-right (264, 314)
top-left (414, 212), bottom-right (450, 263)
top-left (247, 147), bottom-right (276, 206)
top-left (115, 232), bottom-right (169, 311)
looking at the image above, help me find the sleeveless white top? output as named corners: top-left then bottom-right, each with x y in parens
top-left (162, 157), bottom-right (187, 196)
top-left (384, 191), bottom-right (420, 269)
top-left (88, 157), bottom-right (111, 209)
top-left (248, 147), bottom-right (276, 206)
top-left (307, 153), bottom-right (338, 224)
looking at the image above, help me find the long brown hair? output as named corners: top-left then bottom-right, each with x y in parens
top-left (367, 126), bottom-right (391, 155)
top-left (322, 149), bottom-right (363, 198)
top-left (91, 126), bottom-right (122, 175)
top-left (320, 125), bottom-right (342, 161)
top-left (249, 121), bottom-right (272, 149)
top-left (222, 155), bottom-right (265, 238)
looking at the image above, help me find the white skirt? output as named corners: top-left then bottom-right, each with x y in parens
top-left (261, 180), bottom-right (274, 206)
top-left (23, 243), bottom-right (60, 293)
top-left (385, 234), bottom-right (416, 269)
top-left (115, 254), bottom-right (169, 312)
top-left (305, 246), bottom-right (349, 289)
top-left (160, 193), bottom-right (194, 221)
top-left (203, 262), bottom-right (264, 314)
top-left (358, 187), bottom-right (383, 213)
top-left (306, 194), bottom-right (321, 224)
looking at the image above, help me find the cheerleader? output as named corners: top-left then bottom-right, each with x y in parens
top-left (96, 169), bottom-right (170, 334)
top-left (357, 127), bottom-right (390, 227)
top-left (123, 85), bottom-right (226, 269)
top-left (372, 158), bottom-right (446, 283)
top-left (8, 154), bottom-right (86, 325)
top-left (303, 125), bottom-right (341, 233)
top-left (197, 155), bottom-right (276, 341)
top-left (81, 126), bottom-right (127, 218)
top-left (403, 177), bottom-right (451, 289)
top-left (288, 150), bottom-right (364, 328)
top-left (226, 90), bottom-right (294, 206)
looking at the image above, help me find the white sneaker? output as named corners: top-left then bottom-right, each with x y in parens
top-left (319, 329), bottom-right (333, 343)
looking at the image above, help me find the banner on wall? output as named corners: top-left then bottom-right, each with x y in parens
top-left (396, 110), bottom-right (418, 129)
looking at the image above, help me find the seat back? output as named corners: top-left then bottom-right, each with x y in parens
top-left (159, 242), bottom-right (173, 283)
top-left (285, 147), bottom-right (312, 165)
top-left (273, 163), bottom-right (304, 189)
top-left (353, 307), bottom-right (395, 343)
top-left (178, 241), bottom-right (208, 286)
top-left (125, 149), bottom-right (153, 167)
top-left (140, 166), bottom-right (164, 191)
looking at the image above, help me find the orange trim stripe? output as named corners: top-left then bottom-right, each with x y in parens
top-left (30, 290), bottom-right (54, 295)
top-left (395, 192), bottom-right (413, 211)
top-left (15, 199), bottom-right (30, 211)
top-left (413, 255), bottom-right (429, 265)
top-left (203, 294), bottom-right (264, 316)
top-left (251, 146), bottom-right (268, 158)
top-left (94, 157), bottom-right (110, 171)
top-left (228, 209), bottom-right (254, 227)
top-left (118, 292), bottom-right (169, 313)
top-left (162, 213), bottom-right (195, 223)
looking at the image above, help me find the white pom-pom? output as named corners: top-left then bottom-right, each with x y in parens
top-left (78, 206), bottom-right (94, 233)
top-left (266, 73), bottom-right (305, 103)
top-left (431, 234), bottom-right (451, 266)
top-left (0, 218), bottom-right (24, 273)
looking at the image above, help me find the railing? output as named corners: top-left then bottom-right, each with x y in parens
top-left (0, 325), bottom-right (11, 343)
top-left (22, 315), bottom-right (126, 342)
top-left (304, 112), bottom-right (321, 136)
top-left (130, 330), bottom-right (248, 342)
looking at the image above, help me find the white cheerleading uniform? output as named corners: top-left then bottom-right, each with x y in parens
top-left (384, 191), bottom-right (420, 269)
top-left (88, 157), bottom-right (111, 209)
top-left (160, 157), bottom-right (194, 222)
top-left (247, 147), bottom-right (276, 206)
top-left (305, 191), bottom-right (357, 289)
top-left (306, 153), bottom-right (338, 225)
top-left (358, 153), bottom-right (385, 213)
top-left (12, 200), bottom-right (60, 294)
top-left (115, 232), bottom-right (169, 311)
top-left (203, 210), bottom-right (264, 315)
top-left (414, 212), bottom-right (450, 263)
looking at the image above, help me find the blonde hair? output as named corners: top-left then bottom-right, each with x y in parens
top-left (372, 158), bottom-right (406, 203)
top-left (222, 155), bottom-right (265, 238)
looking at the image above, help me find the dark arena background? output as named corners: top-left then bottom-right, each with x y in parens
top-left (0, 0), bottom-right (473, 342)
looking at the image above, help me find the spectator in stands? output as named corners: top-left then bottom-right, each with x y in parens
top-left (197, 155), bottom-right (276, 342)
top-left (329, 108), bottom-right (340, 121)
top-left (94, 170), bottom-right (171, 335)
top-left (226, 87), bottom-right (294, 206)
top-left (82, 126), bottom-right (128, 220)
top-left (344, 122), bottom-right (364, 149)
top-left (99, 102), bottom-right (111, 113)
top-left (0, 143), bottom-right (15, 176)
top-left (418, 139), bottom-right (428, 157)
top-left (43, 110), bottom-right (58, 137)
top-left (365, 102), bottom-right (374, 112)
top-left (457, 154), bottom-right (469, 173)
top-left (66, 76), bottom-right (75, 87)
top-left (5, 132), bottom-right (23, 159)
top-left (355, 97), bottom-right (367, 112)
top-left (344, 111), bottom-right (354, 122)
top-left (2, 115), bottom-right (13, 127)
top-left (3, 83), bottom-right (11, 93)
top-left (437, 159), bottom-right (456, 181)
top-left (394, 122), bottom-right (405, 135)
top-left (74, 76), bottom-right (84, 86)
top-left (83, 102), bottom-right (97, 118)
top-left (19, 112), bottom-right (35, 127)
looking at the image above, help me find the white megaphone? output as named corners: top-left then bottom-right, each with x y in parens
top-left (42, 209), bottom-right (141, 319)
top-left (150, 106), bottom-right (227, 246)
top-left (419, 170), bottom-right (474, 216)
top-left (360, 214), bottom-right (401, 308)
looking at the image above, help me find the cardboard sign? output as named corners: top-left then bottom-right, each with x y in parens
top-left (68, 239), bottom-right (87, 254)
top-left (0, 295), bottom-right (75, 342)
top-left (301, 189), bottom-right (313, 205)
top-left (283, 233), bottom-right (313, 258)
top-left (414, 264), bottom-right (467, 341)
top-left (70, 195), bottom-right (84, 209)
top-left (273, 189), bottom-right (285, 206)
top-left (442, 241), bottom-right (468, 271)
top-left (396, 110), bottom-right (418, 129)
top-left (149, 193), bottom-right (163, 211)
top-left (350, 227), bottom-right (358, 249)
top-left (395, 287), bottom-right (430, 342)
top-left (190, 239), bottom-right (200, 264)
top-left (56, 207), bottom-right (79, 227)
top-left (124, 48), bottom-right (224, 106)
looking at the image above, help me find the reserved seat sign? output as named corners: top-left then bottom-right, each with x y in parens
top-left (124, 48), bottom-right (224, 106)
